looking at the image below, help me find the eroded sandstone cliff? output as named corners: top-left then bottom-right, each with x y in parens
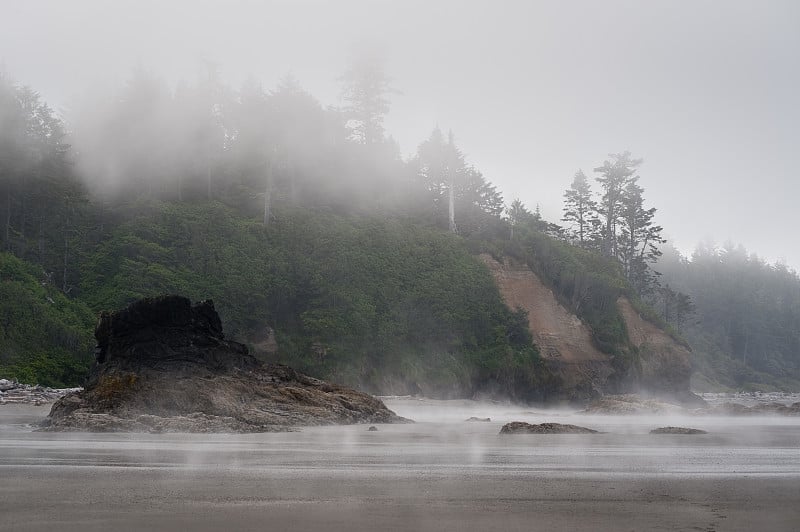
top-left (480, 254), bottom-right (611, 397)
top-left (616, 297), bottom-right (691, 394)
top-left (480, 254), bottom-right (692, 399)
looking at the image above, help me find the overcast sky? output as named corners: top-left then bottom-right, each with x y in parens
top-left (2, 0), bottom-right (799, 268)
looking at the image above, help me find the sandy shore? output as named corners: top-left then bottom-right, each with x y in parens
top-left (1, 399), bottom-right (799, 531)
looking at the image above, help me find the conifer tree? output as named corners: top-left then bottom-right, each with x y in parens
top-left (593, 151), bottom-right (641, 259)
top-left (618, 177), bottom-right (665, 292)
top-left (562, 169), bottom-right (597, 248)
top-left (340, 58), bottom-right (393, 145)
top-left (507, 198), bottom-right (532, 240)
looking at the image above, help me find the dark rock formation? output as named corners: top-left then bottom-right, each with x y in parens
top-left (42, 296), bottom-right (407, 432)
top-left (465, 416), bottom-right (491, 422)
top-left (650, 427), bottom-right (707, 434)
top-left (499, 421), bottom-right (598, 434)
top-left (367, 426), bottom-right (378, 431)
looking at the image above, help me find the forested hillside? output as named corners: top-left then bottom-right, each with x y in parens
top-left (1, 65), bottom-right (798, 395)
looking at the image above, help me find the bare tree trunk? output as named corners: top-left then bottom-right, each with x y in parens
top-left (288, 154), bottom-right (297, 204)
top-left (62, 208), bottom-right (69, 293)
top-left (38, 215), bottom-right (45, 262)
top-left (448, 171), bottom-right (456, 234)
top-left (743, 329), bottom-right (749, 365)
top-left (263, 159), bottom-right (272, 225)
top-left (4, 189), bottom-right (10, 250)
top-left (20, 192), bottom-right (25, 241)
top-left (207, 162), bottom-right (212, 200)
top-left (63, 231), bottom-right (69, 293)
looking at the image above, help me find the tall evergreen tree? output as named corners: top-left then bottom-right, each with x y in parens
top-left (593, 151), bottom-right (641, 259)
top-left (562, 169), bottom-right (597, 248)
top-left (414, 127), bottom-right (462, 230)
top-left (618, 177), bottom-right (665, 292)
top-left (507, 198), bottom-right (533, 240)
top-left (267, 74), bottom-right (328, 204)
top-left (413, 128), bottom-right (502, 234)
top-left (340, 58), bottom-right (394, 145)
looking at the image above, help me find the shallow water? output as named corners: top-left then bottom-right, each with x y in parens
top-left (1, 399), bottom-right (799, 531)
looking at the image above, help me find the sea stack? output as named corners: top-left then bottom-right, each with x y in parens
top-left (43, 295), bottom-right (406, 432)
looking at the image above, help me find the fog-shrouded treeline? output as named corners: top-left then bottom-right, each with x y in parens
top-left (1, 63), bottom-right (799, 393)
top-left (65, 63), bottom-right (503, 233)
top-left (655, 242), bottom-right (800, 390)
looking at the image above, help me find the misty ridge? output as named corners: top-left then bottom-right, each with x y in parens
top-left (1, 48), bottom-right (800, 395)
top-left (63, 60), bottom-right (501, 226)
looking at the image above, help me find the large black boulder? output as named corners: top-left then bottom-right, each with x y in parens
top-left (43, 296), bottom-right (407, 432)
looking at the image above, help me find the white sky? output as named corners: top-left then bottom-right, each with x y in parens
top-left (2, 0), bottom-right (799, 268)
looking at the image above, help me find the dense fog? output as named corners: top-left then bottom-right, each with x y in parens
top-left (2, 0), bottom-right (799, 267)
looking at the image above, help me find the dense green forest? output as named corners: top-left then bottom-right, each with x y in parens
top-left (1, 65), bottom-right (798, 394)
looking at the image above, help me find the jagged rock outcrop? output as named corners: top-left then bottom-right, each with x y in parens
top-left (42, 296), bottom-right (407, 432)
top-left (500, 421), bottom-right (598, 434)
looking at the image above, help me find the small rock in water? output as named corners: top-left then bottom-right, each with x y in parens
top-left (465, 417), bottom-right (491, 422)
top-left (650, 426), bottom-right (707, 434)
top-left (500, 422), bottom-right (597, 434)
top-left (368, 426), bottom-right (378, 431)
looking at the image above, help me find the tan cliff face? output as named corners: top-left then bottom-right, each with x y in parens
top-left (480, 254), bottom-right (691, 398)
top-left (616, 297), bottom-right (691, 393)
top-left (479, 254), bottom-right (612, 397)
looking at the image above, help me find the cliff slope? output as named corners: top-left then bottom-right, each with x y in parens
top-left (480, 254), bottom-right (611, 397)
top-left (617, 297), bottom-right (691, 394)
top-left (481, 254), bottom-right (691, 398)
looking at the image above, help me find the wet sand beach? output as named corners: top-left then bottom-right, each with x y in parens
top-left (1, 399), bottom-right (799, 531)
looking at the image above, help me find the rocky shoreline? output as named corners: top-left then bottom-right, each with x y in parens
top-left (583, 393), bottom-right (800, 416)
top-left (0, 379), bottom-right (80, 406)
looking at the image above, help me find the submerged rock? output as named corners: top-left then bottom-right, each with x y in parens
top-left (367, 426), bottom-right (378, 431)
top-left (465, 416), bottom-right (491, 422)
top-left (500, 421), bottom-right (598, 434)
top-left (42, 296), bottom-right (408, 432)
top-left (650, 426), bottom-right (707, 435)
